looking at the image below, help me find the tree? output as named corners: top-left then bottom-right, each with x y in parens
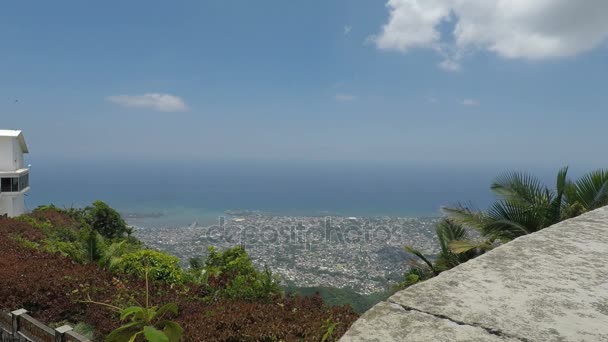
top-left (444, 167), bottom-right (608, 243)
top-left (401, 218), bottom-right (484, 288)
top-left (83, 228), bottom-right (104, 263)
top-left (200, 246), bottom-right (281, 300)
top-left (401, 167), bottom-right (608, 289)
top-left (443, 167), bottom-right (570, 242)
top-left (114, 249), bottom-right (184, 284)
top-left (84, 200), bottom-right (128, 239)
top-left (564, 169), bottom-right (608, 218)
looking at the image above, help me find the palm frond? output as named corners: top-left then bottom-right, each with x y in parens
top-left (404, 245), bottom-right (438, 276)
top-left (435, 218), bottom-right (467, 255)
top-left (549, 166), bottom-right (569, 223)
top-left (448, 240), bottom-right (492, 254)
top-left (485, 200), bottom-right (544, 240)
top-left (441, 204), bottom-right (489, 233)
top-left (571, 169), bottom-right (608, 210)
top-left (491, 171), bottom-right (551, 206)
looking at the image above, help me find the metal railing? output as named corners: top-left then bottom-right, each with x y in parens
top-left (0, 309), bottom-right (91, 342)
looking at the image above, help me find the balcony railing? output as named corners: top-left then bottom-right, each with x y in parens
top-left (0, 309), bottom-right (91, 342)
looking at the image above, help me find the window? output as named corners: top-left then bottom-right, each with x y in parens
top-left (0, 178), bottom-right (10, 192)
top-left (0, 174), bottom-right (29, 193)
top-left (19, 174), bottom-right (29, 190)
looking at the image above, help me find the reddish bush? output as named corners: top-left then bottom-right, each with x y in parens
top-left (0, 216), bottom-right (45, 242)
top-left (0, 216), bottom-right (359, 341)
top-left (178, 295), bottom-right (358, 341)
top-left (30, 207), bottom-right (80, 230)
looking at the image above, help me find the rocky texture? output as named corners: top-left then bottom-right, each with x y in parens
top-left (341, 207), bottom-right (608, 342)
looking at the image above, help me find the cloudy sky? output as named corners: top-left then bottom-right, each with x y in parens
top-left (1, 0), bottom-right (607, 165)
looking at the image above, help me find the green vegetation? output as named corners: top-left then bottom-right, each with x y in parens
top-left (113, 249), bottom-right (184, 285)
top-left (321, 318), bottom-right (339, 342)
top-left (2, 201), bottom-right (360, 340)
top-left (191, 246), bottom-right (281, 301)
top-left (401, 167), bottom-right (608, 288)
top-left (285, 286), bottom-right (390, 313)
top-left (84, 200), bottom-right (130, 239)
top-left (72, 323), bottom-right (96, 340)
top-left (24, 203), bottom-right (281, 301)
top-left (83, 269), bottom-right (183, 342)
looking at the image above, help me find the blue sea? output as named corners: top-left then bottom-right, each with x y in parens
top-left (26, 159), bottom-right (573, 228)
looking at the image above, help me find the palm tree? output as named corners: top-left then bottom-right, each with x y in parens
top-left (433, 218), bottom-right (482, 271)
top-left (564, 169), bottom-right (608, 218)
top-left (443, 167), bottom-right (569, 242)
top-left (403, 218), bottom-right (480, 284)
top-left (444, 167), bottom-right (608, 243)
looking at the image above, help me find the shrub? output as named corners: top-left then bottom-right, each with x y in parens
top-left (44, 239), bottom-right (87, 263)
top-left (198, 246), bottom-right (281, 300)
top-left (84, 200), bottom-right (128, 239)
top-left (15, 215), bottom-right (54, 233)
top-left (114, 249), bottom-right (184, 284)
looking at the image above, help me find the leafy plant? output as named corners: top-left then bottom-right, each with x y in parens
top-left (113, 249), bottom-right (184, 284)
top-left (200, 246), bottom-right (281, 300)
top-left (82, 269), bottom-right (184, 342)
top-left (402, 167), bottom-right (608, 290)
top-left (83, 228), bottom-right (105, 263)
top-left (99, 241), bottom-right (132, 269)
top-left (107, 303), bottom-right (183, 342)
top-left (321, 318), bottom-right (339, 342)
top-left (442, 167), bottom-right (608, 243)
top-left (73, 322), bottom-right (96, 340)
top-left (84, 200), bottom-right (129, 239)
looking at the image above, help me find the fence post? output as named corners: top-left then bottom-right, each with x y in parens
top-left (10, 309), bottom-right (27, 336)
top-left (55, 325), bottom-right (73, 342)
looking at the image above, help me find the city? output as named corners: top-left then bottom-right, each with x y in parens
top-left (131, 213), bottom-right (441, 294)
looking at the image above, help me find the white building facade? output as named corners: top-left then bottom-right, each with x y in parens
top-left (0, 130), bottom-right (30, 217)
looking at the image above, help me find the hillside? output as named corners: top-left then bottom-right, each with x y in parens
top-left (0, 207), bottom-right (358, 341)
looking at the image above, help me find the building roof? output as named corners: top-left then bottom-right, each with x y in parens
top-left (0, 130), bottom-right (29, 153)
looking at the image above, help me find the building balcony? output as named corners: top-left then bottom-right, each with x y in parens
top-left (0, 169), bottom-right (30, 194)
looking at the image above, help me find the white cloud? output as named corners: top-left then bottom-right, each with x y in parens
top-left (335, 94), bottom-right (356, 102)
top-left (373, 0), bottom-right (608, 69)
top-left (439, 57), bottom-right (461, 72)
top-left (344, 25), bottom-right (352, 35)
top-left (106, 93), bottom-right (189, 112)
top-left (461, 98), bottom-right (480, 106)
top-left (375, 0), bottom-right (450, 52)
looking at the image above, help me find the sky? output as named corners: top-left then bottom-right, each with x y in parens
top-left (1, 0), bottom-right (608, 166)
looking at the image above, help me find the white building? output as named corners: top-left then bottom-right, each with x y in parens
top-left (0, 130), bottom-right (30, 217)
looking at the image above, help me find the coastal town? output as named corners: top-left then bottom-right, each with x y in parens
top-left (131, 213), bottom-right (441, 294)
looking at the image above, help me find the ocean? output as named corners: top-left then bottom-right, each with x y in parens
top-left (25, 158), bottom-right (577, 293)
top-left (26, 158), bottom-right (564, 227)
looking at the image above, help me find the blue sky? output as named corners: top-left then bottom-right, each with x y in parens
top-left (2, 0), bottom-right (608, 166)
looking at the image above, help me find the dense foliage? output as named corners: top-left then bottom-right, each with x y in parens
top-left (401, 167), bottom-right (608, 288)
top-left (0, 204), bottom-right (358, 341)
top-left (192, 246), bottom-right (281, 301)
top-left (113, 249), bottom-right (184, 285)
top-left (285, 286), bottom-right (390, 314)
top-left (84, 200), bottom-right (129, 239)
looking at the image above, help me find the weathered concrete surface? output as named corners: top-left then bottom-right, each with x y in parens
top-left (341, 207), bottom-right (608, 342)
top-left (342, 301), bottom-right (519, 342)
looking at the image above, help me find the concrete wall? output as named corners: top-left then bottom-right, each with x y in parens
top-left (0, 195), bottom-right (13, 217)
top-left (0, 136), bottom-right (27, 217)
top-left (341, 207), bottom-right (608, 342)
top-left (0, 194), bottom-right (25, 217)
top-left (12, 137), bottom-right (23, 170)
top-left (0, 136), bottom-right (23, 171)
top-left (0, 137), bottom-right (16, 171)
